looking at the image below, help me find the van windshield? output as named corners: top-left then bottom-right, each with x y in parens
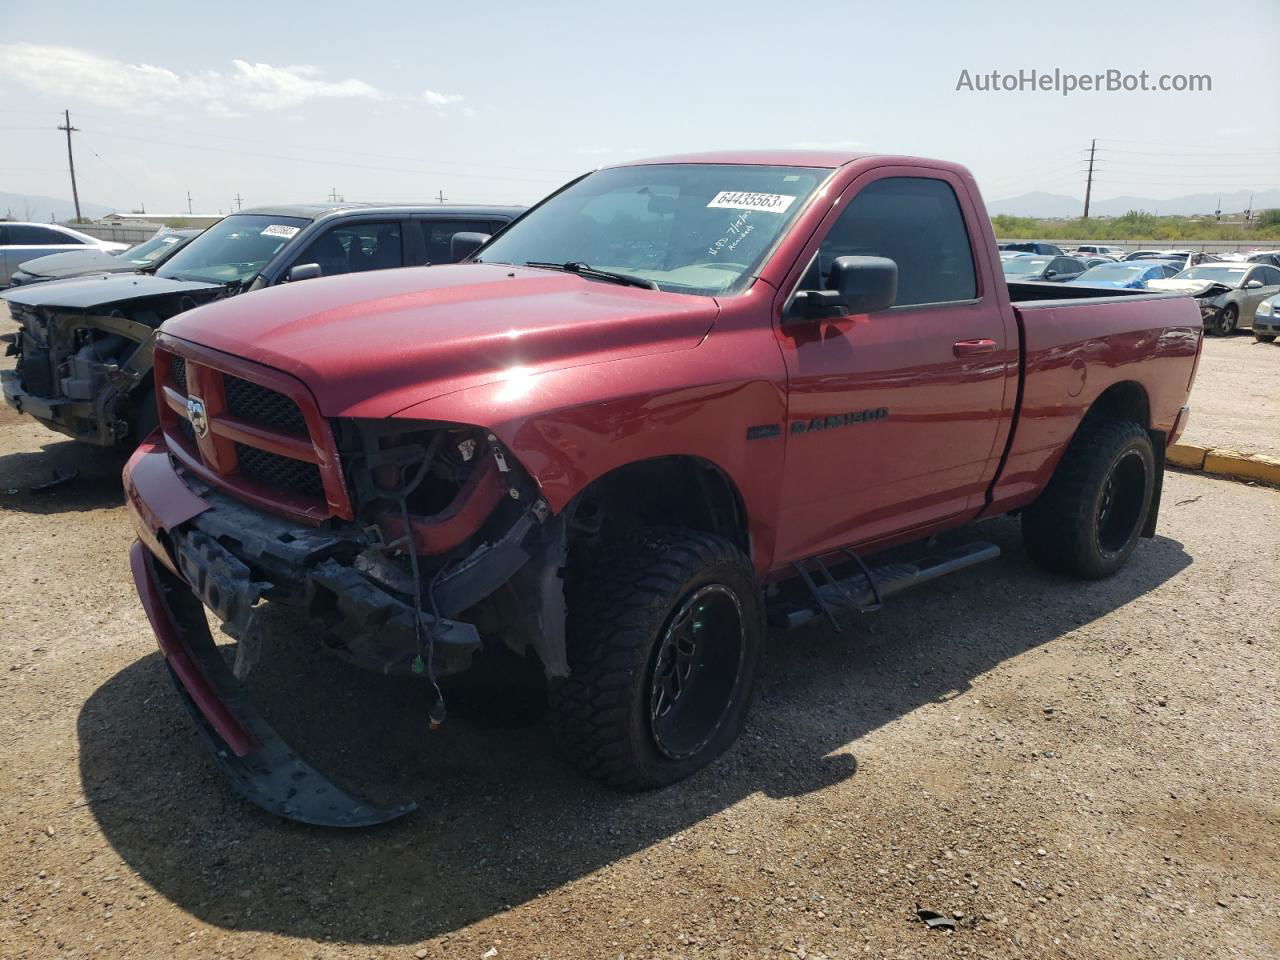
top-left (155, 214), bottom-right (309, 285)
top-left (477, 163), bottom-right (830, 296)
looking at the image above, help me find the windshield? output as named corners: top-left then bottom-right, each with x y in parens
top-left (122, 233), bottom-right (188, 266)
top-left (477, 163), bottom-right (831, 296)
top-left (155, 215), bottom-right (309, 285)
top-left (1173, 265), bottom-right (1249, 285)
top-left (1077, 263), bottom-right (1155, 281)
top-left (1003, 256), bottom-right (1051, 275)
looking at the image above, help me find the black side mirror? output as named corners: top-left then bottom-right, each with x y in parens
top-left (450, 232), bottom-right (491, 262)
top-left (787, 256), bottom-right (897, 322)
top-left (1044, 270), bottom-right (1058, 280)
top-left (287, 262), bottom-right (323, 283)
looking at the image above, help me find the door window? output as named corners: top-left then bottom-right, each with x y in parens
top-left (420, 219), bottom-right (494, 264)
top-left (803, 177), bottom-right (977, 306)
top-left (293, 221), bottom-right (402, 277)
top-left (9, 225), bottom-right (81, 245)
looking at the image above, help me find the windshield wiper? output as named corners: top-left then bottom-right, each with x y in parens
top-left (524, 261), bottom-right (658, 291)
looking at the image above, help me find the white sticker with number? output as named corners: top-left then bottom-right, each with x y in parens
top-left (261, 224), bottom-right (301, 239)
top-left (706, 191), bottom-right (796, 214)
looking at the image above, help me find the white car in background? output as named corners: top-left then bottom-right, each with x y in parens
top-left (0, 222), bottom-right (129, 287)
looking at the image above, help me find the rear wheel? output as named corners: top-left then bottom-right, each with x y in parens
top-left (1022, 417), bottom-right (1155, 580)
top-left (1209, 304), bottom-right (1238, 336)
top-left (549, 529), bottom-right (763, 790)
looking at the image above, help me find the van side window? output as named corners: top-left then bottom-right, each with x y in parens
top-left (806, 177), bottom-right (977, 306)
top-left (293, 222), bottom-right (402, 277)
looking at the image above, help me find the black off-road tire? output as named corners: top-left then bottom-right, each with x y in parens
top-left (1022, 417), bottom-right (1155, 580)
top-left (549, 529), bottom-right (763, 790)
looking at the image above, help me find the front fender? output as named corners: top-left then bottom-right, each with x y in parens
top-left (391, 338), bottom-right (788, 575)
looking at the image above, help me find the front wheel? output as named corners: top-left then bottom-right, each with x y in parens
top-left (550, 530), bottom-right (763, 790)
top-left (1209, 304), bottom-right (1238, 336)
top-left (1022, 417), bottom-right (1155, 579)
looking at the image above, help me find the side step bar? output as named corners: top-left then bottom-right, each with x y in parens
top-left (768, 541), bottom-right (1001, 630)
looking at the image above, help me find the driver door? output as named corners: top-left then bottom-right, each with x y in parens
top-left (773, 172), bottom-right (1015, 564)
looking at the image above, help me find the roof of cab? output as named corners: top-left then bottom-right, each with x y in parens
top-left (608, 150), bottom-right (966, 172)
top-left (234, 203), bottom-right (527, 220)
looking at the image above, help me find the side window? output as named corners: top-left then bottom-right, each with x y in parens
top-left (806, 177), bottom-right (977, 307)
top-left (421, 219), bottom-right (494, 264)
top-left (0, 225), bottom-right (8, 245)
top-left (1257, 265), bottom-right (1280, 286)
top-left (10, 225), bottom-right (81, 244)
top-left (293, 221), bottom-right (402, 277)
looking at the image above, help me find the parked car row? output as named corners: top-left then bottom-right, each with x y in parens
top-left (997, 241), bottom-right (1280, 336)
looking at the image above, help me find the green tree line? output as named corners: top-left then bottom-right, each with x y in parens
top-left (992, 209), bottom-right (1280, 243)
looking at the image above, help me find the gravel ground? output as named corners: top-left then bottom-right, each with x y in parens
top-left (1181, 334), bottom-right (1280, 459)
top-left (1, 328), bottom-right (1277, 960)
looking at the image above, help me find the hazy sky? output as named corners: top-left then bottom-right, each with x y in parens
top-left (2, 0), bottom-right (1277, 214)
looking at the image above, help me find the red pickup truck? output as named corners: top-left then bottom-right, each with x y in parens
top-left (123, 151), bottom-right (1202, 826)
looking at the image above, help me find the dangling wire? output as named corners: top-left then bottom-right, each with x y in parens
top-left (390, 434), bottom-right (447, 727)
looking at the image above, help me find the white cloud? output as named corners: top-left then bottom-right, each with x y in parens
top-left (422, 88), bottom-right (465, 107)
top-left (0, 43), bottom-right (388, 117)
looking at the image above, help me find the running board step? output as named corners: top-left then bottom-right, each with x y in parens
top-left (768, 541), bottom-right (1001, 630)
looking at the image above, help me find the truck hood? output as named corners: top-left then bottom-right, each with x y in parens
top-left (15, 249), bottom-right (130, 279)
top-left (161, 263), bottom-right (721, 418)
top-left (1, 272), bottom-right (223, 311)
top-left (1147, 278), bottom-right (1233, 298)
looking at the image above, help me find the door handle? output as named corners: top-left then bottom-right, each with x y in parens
top-left (953, 338), bottom-right (996, 357)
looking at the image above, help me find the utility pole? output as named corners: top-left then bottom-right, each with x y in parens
top-left (187, 191), bottom-right (193, 215)
top-left (328, 187), bottom-right (341, 202)
top-left (1082, 138), bottom-right (1096, 220)
top-left (234, 193), bottom-right (243, 211)
top-left (1215, 197), bottom-right (1222, 221)
top-left (436, 189), bottom-right (447, 204)
top-left (1246, 193), bottom-right (1254, 223)
top-left (57, 109), bottom-right (82, 222)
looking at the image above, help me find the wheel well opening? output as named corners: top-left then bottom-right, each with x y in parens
top-left (1088, 381), bottom-right (1150, 429)
top-left (568, 456), bottom-right (748, 554)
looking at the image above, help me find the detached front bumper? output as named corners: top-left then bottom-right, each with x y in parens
top-left (123, 435), bottom-right (490, 827)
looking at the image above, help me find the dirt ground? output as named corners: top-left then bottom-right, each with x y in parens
top-left (1181, 334), bottom-right (1280, 459)
top-left (1, 332), bottom-right (1278, 960)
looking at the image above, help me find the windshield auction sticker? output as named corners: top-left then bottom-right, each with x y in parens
top-left (261, 224), bottom-right (301, 239)
top-left (706, 191), bottom-right (796, 213)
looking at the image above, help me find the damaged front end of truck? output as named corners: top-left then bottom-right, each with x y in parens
top-left (2, 278), bottom-right (225, 445)
top-left (126, 337), bottom-right (571, 826)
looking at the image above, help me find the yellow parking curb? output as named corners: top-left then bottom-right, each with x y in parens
top-left (1202, 450), bottom-right (1280, 486)
top-left (1167, 443), bottom-right (1207, 469)
top-left (1168, 443), bottom-right (1280, 487)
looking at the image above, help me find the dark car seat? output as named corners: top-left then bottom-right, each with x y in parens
top-left (307, 232), bottom-right (350, 276)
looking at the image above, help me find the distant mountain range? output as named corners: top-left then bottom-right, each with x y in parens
top-left (0, 191), bottom-right (119, 223)
top-left (986, 189), bottom-right (1280, 219)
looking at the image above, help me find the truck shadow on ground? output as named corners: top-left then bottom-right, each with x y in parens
top-left (77, 518), bottom-right (1191, 945)
top-left (0, 435), bottom-right (126, 514)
